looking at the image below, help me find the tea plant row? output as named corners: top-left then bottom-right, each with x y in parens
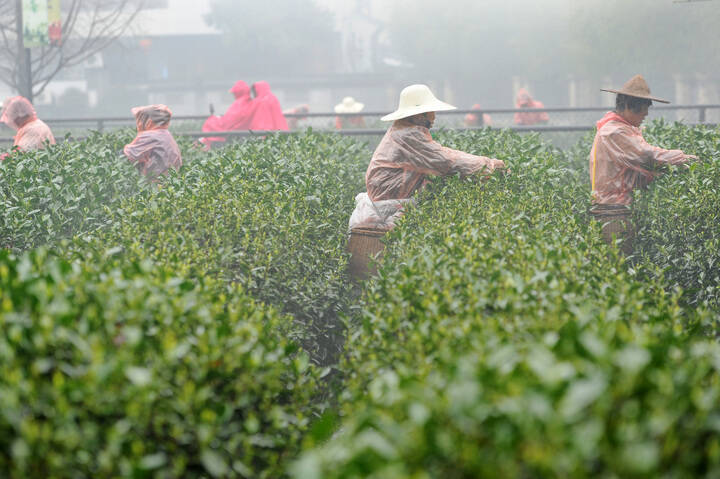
top-left (0, 124), bottom-right (718, 477)
top-left (294, 128), bottom-right (720, 477)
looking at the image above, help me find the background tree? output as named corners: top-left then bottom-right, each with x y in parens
top-left (384, 0), bottom-right (720, 107)
top-left (0, 0), bottom-right (145, 103)
top-left (205, 0), bottom-right (338, 75)
top-left (566, 0), bottom-right (720, 81)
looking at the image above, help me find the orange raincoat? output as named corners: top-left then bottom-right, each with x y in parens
top-left (349, 119), bottom-right (504, 231)
top-left (589, 111), bottom-right (690, 206)
top-left (124, 105), bottom-right (182, 180)
top-left (514, 89), bottom-right (549, 126)
top-left (1, 96), bottom-right (55, 157)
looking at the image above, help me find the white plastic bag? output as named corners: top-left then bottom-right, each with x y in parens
top-left (348, 192), bottom-right (414, 232)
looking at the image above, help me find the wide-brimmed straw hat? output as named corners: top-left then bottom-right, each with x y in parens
top-left (382, 84), bottom-right (456, 122)
top-left (334, 96), bottom-right (365, 114)
top-left (600, 74), bottom-right (670, 104)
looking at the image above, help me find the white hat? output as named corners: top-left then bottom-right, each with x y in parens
top-left (382, 84), bottom-right (456, 122)
top-left (334, 96), bottom-right (365, 113)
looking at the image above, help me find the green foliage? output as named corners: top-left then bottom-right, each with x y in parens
top-left (633, 122), bottom-right (720, 308)
top-left (77, 133), bottom-right (368, 363)
top-left (3, 124), bottom-right (720, 477)
top-left (0, 131), bottom-right (143, 251)
top-left (0, 249), bottom-right (319, 478)
top-left (292, 129), bottom-right (719, 477)
top-left (0, 131), bottom-right (369, 476)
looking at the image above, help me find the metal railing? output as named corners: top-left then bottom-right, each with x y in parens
top-left (13, 104), bottom-right (720, 130)
top-left (1, 105), bottom-right (718, 143)
top-left (2, 122), bottom-right (718, 145)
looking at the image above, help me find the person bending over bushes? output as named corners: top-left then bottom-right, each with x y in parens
top-left (589, 74), bottom-right (698, 254)
top-left (349, 84), bottom-right (506, 232)
top-left (124, 104), bottom-right (182, 181)
top-left (0, 96), bottom-right (55, 160)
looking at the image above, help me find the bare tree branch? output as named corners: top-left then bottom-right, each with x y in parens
top-left (0, 0), bottom-right (146, 99)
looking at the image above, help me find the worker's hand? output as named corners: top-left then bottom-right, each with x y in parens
top-left (491, 159), bottom-right (509, 175)
top-left (684, 154), bottom-right (699, 162)
top-left (490, 159), bottom-right (506, 170)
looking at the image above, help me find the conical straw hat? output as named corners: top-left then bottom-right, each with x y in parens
top-left (382, 84), bottom-right (456, 121)
top-left (600, 74), bottom-right (670, 104)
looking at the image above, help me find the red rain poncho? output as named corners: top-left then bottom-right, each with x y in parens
top-left (249, 81), bottom-right (288, 131)
top-left (514, 89), bottom-right (549, 125)
top-left (589, 111), bottom-right (690, 206)
top-left (124, 104), bottom-right (182, 180)
top-left (464, 103), bottom-right (493, 127)
top-left (201, 81), bottom-right (254, 147)
top-left (349, 119), bottom-right (505, 231)
top-left (1, 96), bottom-right (55, 157)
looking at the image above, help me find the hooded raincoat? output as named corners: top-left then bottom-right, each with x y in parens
top-left (201, 81), bottom-right (254, 148)
top-left (349, 119), bottom-right (504, 231)
top-left (589, 111), bottom-right (689, 206)
top-left (249, 82), bottom-right (289, 131)
top-left (514, 89), bottom-right (549, 125)
top-left (1, 96), bottom-right (55, 157)
top-left (124, 104), bottom-right (182, 180)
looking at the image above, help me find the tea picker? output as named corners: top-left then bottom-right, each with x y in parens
top-left (124, 104), bottom-right (182, 181)
top-left (334, 96), bottom-right (366, 130)
top-left (589, 74), bottom-right (699, 255)
top-left (347, 84), bottom-right (506, 280)
top-left (0, 96), bottom-right (55, 160)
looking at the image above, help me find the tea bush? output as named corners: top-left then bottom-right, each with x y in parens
top-left (3, 124), bottom-right (720, 478)
top-left (566, 120), bottom-right (720, 309)
top-left (0, 131), bottom-right (143, 250)
top-left (633, 122), bottom-right (720, 309)
top-left (80, 133), bottom-right (368, 363)
top-left (293, 130), bottom-right (720, 477)
top-left (0, 249), bottom-right (320, 478)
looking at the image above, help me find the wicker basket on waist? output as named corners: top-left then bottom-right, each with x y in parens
top-left (347, 228), bottom-right (386, 280)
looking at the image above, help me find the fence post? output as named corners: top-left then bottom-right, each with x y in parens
top-left (98, 119), bottom-right (105, 132)
top-left (699, 107), bottom-right (707, 124)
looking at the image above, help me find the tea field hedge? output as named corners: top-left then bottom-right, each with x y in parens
top-left (0, 131), bottom-right (367, 477)
top-left (633, 122), bottom-right (720, 309)
top-left (1, 123), bottom-right (719, 477)
top-left (293, 127), bottom-right (720, 478)
top-left (86, 134), bottom-right (367, 363)
top-left (0, 248), bottom-right (319, 478)
top-left (0, 131), bottom-right (142, 251)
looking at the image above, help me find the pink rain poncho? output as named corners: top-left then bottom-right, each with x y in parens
top-left (124, 104), bottom-right (182, 180)
top-left (464, 103), bottom-right (492, 127)
top-left (349, 119), bottom-right (505, 231)
top-left (249, 81), bottom-right (289, 131)
top-left (589, 111), bottom-right (690, 206)
top-left (201, 80), bottom-right (254, 148)
top-left (1, 96), bottom-right (55, 158)
top-left (514, 89), bottom-right (549, 125)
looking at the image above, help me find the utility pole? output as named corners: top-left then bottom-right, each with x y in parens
top-left (14, 0), bottom-right (33, 102)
